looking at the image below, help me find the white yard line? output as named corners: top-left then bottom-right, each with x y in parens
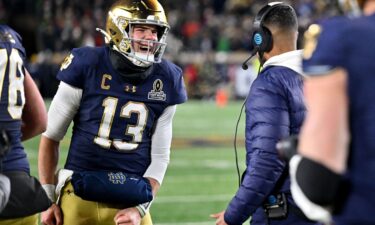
top-left (164, 175), bottom-right (236, 183)
top-left (154, 194), bottom-right (232, 203)
top-left (155, 222), bottom-right (214, 225)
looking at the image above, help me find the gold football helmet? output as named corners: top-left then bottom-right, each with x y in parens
top-left (102, 0), bottom-right (169, 66)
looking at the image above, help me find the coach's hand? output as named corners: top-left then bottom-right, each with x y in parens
top-left (211, 210), bottom-right (229, 225)
top-left (41, 203), bottom-right (63, 225)
top-left (114, 207), bottom-right (141, 225)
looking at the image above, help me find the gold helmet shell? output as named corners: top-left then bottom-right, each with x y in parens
top-left (105, 0), bottom-right (170, 65)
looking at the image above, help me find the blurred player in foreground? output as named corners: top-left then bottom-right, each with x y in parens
top-left (289, 0), bottom-right (375, 224)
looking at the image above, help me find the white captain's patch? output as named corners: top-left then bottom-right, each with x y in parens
top-left (148, 79), bottom-right (166, 101)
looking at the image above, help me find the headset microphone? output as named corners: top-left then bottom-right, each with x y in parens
top-left (241, 47), bottom-right (258, 70)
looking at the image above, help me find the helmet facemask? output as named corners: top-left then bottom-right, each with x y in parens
top-left (104, 0), bottom-right (170, 67)
top-left (126, 21), bottom-right (169, 66)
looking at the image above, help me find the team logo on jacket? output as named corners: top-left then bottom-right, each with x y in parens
top-left (148, 79), bottom-right (166, 101)
top-left (108, 172), bottom-right (126, 184)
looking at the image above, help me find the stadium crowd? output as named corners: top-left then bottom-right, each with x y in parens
top-left (0, 0), bottom-right (337, 99)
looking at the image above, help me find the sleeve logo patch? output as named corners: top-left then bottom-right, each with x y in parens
top-left (303, 24), bottom-right (322, 60)
top-left (60, 53), bottom-right (74, 71)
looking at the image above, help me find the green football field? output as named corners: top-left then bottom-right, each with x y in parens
top-left (23, 100), bottom-right (249, 225)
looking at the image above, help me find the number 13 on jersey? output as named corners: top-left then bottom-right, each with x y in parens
top-left (94, 98), bottom-right (149, 151)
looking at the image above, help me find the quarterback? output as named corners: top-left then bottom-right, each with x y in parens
top-left (38, 1), bottom-right (187, 225)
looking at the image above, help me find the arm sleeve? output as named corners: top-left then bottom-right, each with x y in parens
top-left (143, 105), bottom-right (176, 184)
top-left (224, 75), bottom-right (289, 225)
top-left (43, 82), bottom-right (82, 141)
top-left (57, 48), bottom-right (90, 88)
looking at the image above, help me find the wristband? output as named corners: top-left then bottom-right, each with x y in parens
top-left (42, 184), bottom-right (56, 203)
top-left (135, 202), bottom-right (151, 218)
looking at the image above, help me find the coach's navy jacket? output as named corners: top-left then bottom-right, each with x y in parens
top-left (224, 50), bottom-right (316, 225)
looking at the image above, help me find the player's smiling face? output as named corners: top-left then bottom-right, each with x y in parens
top-left (131, 24), bottom-right (158, 54)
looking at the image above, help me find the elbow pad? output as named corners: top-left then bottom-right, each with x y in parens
top-left (290, 155), bottom-right (349, 223)
top-left (295, 156), bottom-right (348, 206)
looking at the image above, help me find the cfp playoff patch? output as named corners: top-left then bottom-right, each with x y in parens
top-left (108, 172), bottom-right (126, 184)
top-left (148, 79), bottom-right (166, 101)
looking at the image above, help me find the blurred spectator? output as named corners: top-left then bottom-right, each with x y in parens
top-left (0, 0), bottom-right (339, 99)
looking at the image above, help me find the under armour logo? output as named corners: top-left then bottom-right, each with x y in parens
top-left (125, 85), bottom-right (137, 93)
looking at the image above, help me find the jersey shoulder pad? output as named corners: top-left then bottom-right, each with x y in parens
top-left (70, 46), bottom-right (103, 66)
top-left (158, 59), bottom-right (183, 79)
top-left (302, 16), bottom-right (349, 76)
top-left (156, 59), bottom-right (187, 105)
top-left (57, 46), bottom-right (104, 88)
top-left (0, 25), bottom-right (26, 58)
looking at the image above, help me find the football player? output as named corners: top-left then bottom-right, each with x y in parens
top-left (38, 0), bottom-right (187, 225)
top-left (289, 0), bottom-right (375, 224)
top-left (0, 25), bottom-right (49, 224)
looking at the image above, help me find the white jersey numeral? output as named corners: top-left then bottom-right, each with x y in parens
top-left (0, 49), bottom-right (25, 119)
top-left (94, 99), bottom-right (149, 151)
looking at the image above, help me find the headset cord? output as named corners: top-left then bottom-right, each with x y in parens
top-left (233, 65), bottom-right (262, 188)
top-left (233, 98), bottom-right (247, 188)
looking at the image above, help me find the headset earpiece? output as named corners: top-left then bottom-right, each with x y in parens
top-left (243, 2), bottom-right (294, 68)
top-left (252, 26), bottom-right (273, 53)
top-left (251, 2), bottom-right (290, 55)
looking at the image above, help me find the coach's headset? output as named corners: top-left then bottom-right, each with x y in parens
top-left (242, 2), bottom-right (294, 70)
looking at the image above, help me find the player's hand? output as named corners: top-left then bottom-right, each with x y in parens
top-left (40, 203), bottom-right (63, 225)
top-left (114, 207), bottom-right (141, 225)
top-left (210, 210), bottom-right (229, 225)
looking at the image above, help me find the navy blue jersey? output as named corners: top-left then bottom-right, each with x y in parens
top-left (303, 14), bottom-right (375, 223)
top-left (0, 25), bottom-right (29, 173)
top-left (57, 46), bottom-right (187, 176)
